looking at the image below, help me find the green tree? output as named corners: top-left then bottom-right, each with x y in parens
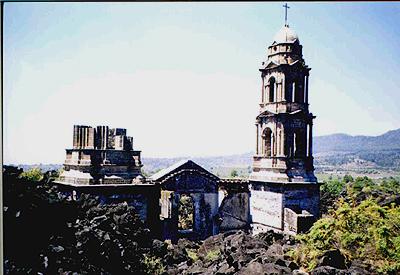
top-left (19, 167), bottom-right (44, 182)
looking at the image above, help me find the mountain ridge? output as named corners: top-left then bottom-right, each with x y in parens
top-left (10, 128), bottom-right (400, 173)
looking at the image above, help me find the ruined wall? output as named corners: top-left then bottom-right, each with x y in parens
top-left (249, 181), bottom-right (319, 234)
top-left (157, 165), bottom-right (220, 242)
top-left (160, 191), bottom-right (218, 242)
top-left (283, 208), bottom-right (316, 234)
top-left (250, 183), bottom-right (283, 231)
top-left (283, 184), bottom-right (320, 218)
top-left (218, 192), bottom-right (250, 231)
top-left (218, 180), bottom-right (250, 232)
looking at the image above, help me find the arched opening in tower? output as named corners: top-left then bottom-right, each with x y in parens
top-left (294, 129), bottom-right (306, 157)
top-left (178, 194), bottom-right (194, 231)
top-left (262, 128), bottom-right (273, 157)
top-left (295, 81), bottom-right (304, 103)
top-left (269, 77), bottom-right (275, 102)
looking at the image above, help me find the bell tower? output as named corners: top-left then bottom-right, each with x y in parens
top-left (250, 22), bottom-right (316, 183)
top-left (249, 5), bottom-right (319, 234)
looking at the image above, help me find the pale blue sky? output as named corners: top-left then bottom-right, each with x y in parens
top-left (4, 2), bottom-right (400, 164)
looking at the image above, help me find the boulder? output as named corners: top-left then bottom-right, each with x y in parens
top-left (318, 249), bottom-right (347, 269)
top-left (216, 262), bottom-right (235, 275)
top-left (237, 261), bottom-right (292, 275)
top-left (293, 269), bottom-right (309, 275)
top-left (311, 266), bottom-right (348, 275)
top-left (266, 243), bottom-right (284, 257)
top-left (288, 261), bottom-right (299, 271)
top-left (151, 239), bottom-right (168, 257)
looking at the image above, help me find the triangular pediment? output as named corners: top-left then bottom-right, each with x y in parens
top-left (150, 160), bottom-right (219, 192)
top-left (260, 60), bottom-right (280, 70)
top-left (265, 60), bottom-right (279, 69)
top-left (256, 110), bottom-right (277, 119)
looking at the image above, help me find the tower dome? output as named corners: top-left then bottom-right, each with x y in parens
top-left (273, 25), bottom-right (299, 44)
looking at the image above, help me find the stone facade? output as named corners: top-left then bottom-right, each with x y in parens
top-left (151, 160), bottom-right (220, 242)
top-left (249, 24), bottom-right (320, 234)
top-left (59, 125), bottom-right (143, 185)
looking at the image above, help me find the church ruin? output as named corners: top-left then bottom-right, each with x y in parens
top-left (249, 22), bottom-right (319, 234)
top-left (59, 125), bottom-right (143, 185)
top-left (56, 15), bottom-right (320, 239)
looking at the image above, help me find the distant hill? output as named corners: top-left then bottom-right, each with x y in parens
top-left (313, 129), bottom-right (400, 169)
top-left (314, 129), bottom-right (400, 153)
top-left (10, 129), bottom-right (400, 175)
top-left (143, 129), bottom-right (400, 174)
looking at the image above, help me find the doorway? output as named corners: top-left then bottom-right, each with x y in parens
top-left (178, 194), bottom-right (194, 231)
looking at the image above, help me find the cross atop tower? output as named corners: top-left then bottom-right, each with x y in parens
top-left (283, 3), bottom-right (290, 26)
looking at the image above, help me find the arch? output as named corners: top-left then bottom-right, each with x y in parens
top-left (262, 128), bottom-right (273, 157)
top-left (268, 77), bottom-right (276, 102)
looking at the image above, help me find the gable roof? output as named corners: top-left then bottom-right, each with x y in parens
top-left (149, 159), bottom-right (219, 182)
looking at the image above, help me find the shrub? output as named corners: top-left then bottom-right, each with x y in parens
top-left (292, 198), bottom-right (400, 273)
top-left (142, 254), bottom-right (165, 275)
top-left (19, 167), bottom-right (44, 182)
top-left (186, 248), bottom-right (198, 262)
top-left (205, 249), bottom-right (221, 262)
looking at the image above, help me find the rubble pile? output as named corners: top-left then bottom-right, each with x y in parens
top-left (158, 230), bottom-right (371, 275)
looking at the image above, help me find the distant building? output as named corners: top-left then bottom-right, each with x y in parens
top-left (58, 125), bottom-right (143, 185)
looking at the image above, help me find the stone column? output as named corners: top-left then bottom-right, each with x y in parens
top-left (79, 127), bottom-right (83, 149)
top-left (256, 124), bottom-right (259, 155)
top-left (83, 127), bottom-right (87, 149)
top-left (308, 123), bottom-right (313, 157)
top-left (305, 75), bottom-right (309, 105)
top-left (261, 76), bottom-right (265, 103)
top-left (73, 125), bottom-right (79, 149)
top-left (260, 127), bottom-right (264, 155)
top-left (272, 133), bottom-right (275, 157)
top-left (274, 127), bottom-right (277, 156)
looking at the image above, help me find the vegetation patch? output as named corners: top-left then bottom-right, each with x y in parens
top-left (204, 248), bottom-right (221, 262)
top-left (293, 175), bottom-right (400, 273)
top-left (186, 248), bottom-right (199, 262)
top-left (142, 254), bottom-right (165, 275)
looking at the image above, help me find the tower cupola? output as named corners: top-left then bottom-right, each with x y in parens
top-left (273, 25), bottom-right (299, 44)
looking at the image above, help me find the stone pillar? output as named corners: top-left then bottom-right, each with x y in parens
top-left (73, 125), bottom-right (79, 149)
top-left (87, 128), bottom-right (95, 149)
top-left (256, 124), bottom-right (259, 155)
top-left (273, 128), bottom-right (277, 156)
top-left (83, 127), bottom-right (86, 149)
top-left (271, 133), bottom-right (275, 157)
top-left (79, 127), bottom-right (83, 149)
top-left (308, 123), bottom-right (313, 157)
top-left (261, 76), bottom-right (265, 103)
top-left (305, 75), bottom-right (309, 105)
top-left (260, 127), bottom-right (264, 155)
